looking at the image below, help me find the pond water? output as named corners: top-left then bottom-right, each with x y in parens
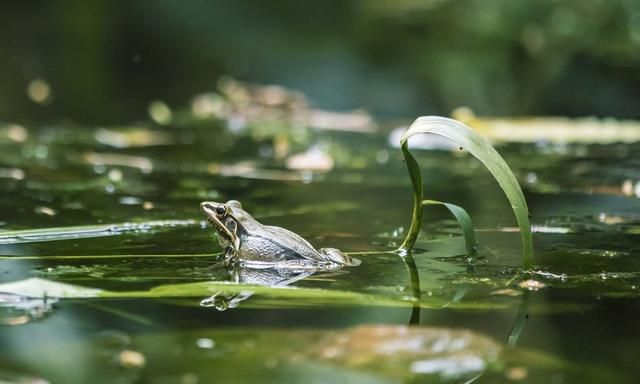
top-left (0, 107), bottom-right (638, 383)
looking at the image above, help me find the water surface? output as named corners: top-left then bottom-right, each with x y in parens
top-left (0, 115), bottom-right (638, 383)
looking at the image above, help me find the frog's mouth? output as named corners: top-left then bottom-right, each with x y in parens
top-left (200, 202), bottom-right (240, 249)
top-left (206, 216), bottom-right (228, 237)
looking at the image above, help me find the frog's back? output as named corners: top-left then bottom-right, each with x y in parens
top-left (238, 225), bottom-right (320, 263)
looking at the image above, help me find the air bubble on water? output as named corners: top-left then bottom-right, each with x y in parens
top-left (391, 227), bottom-right (404, 237)
top-left (597, 212), bottom-right (607, 223)
top-left (196, 338), bottom-right (215, 349)
top-left (108, 168), bottom-right (123, 182)
top-left (532, 270), bottom-right (567, 282)
top-left (119, 196), bottom-right (142, 205)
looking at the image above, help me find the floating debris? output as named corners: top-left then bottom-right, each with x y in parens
top-left (84, 152), bottom-right (153, 173)
top-left (309, 325), bottom-right (500, 380)
top-left (107, 168), bottom-right (123, 182)
top-left (490, 289), bottom-right (523, 297)
top-left (505, 366), bottom-right (528, 381)
top-left (190, 77), bottom-right (374, 133)
top-left (117, 350), bottom-right (146, 369)
top-left (148, 101), bottom-right (172, 125)
top-left (495, 226), bottom-right (572, 234)
top-left (531, 225), bottom-right (571, 234)
top-left (27, 78), bottom-right (52, 104)
top-left (34, 206), bottom-right (57, 216)
top-left (530, 270), bottom-right (568, 281)
top-left (95, 127), bottom-right (174, 148)
top-left (191, 93), bottom-right (230, 119)
top-left (0, 123), bottom-right (28, 142)
top-left (0, 167), bottom-right (25, 180)
top-left (208, 161), bottom-right (305, 181)
top-left (195, 338), bottom-right (215, 349)
top-left (453, 108), bottom-right (640, 144)
top-left (518, 280), bottom-right (546, 291)
top-left (118, 196), bottom-right (142, 205)
top-left (285, 146), bottom-right (334, 172)
top-left (307, 109), bottom-right (375, 132)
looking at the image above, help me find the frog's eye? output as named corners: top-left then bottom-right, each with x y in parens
top-left (216, 205), bottom-right (227, 216)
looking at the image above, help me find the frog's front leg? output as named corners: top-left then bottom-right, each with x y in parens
top-left (318, 248), bottom-right (361, 266)
top-left (223, 246), bottom-right (237, 267)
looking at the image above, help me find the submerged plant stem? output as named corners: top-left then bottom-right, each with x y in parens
top-left (508, 291), bottom-right (530, 346)
top-left (401, 251), bottom-right (422, 325)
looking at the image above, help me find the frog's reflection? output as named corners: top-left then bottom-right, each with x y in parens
top-left (200, 263), bottom-right (316, 311)
top-left (0, 293), bottom-right (57, 325)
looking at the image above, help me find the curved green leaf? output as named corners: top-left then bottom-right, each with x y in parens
top-left (422, 199), bottom-right (477, 257)
top-left (399, 116), bottom-right (533, 268)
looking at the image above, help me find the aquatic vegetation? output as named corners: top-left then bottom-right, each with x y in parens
top-left (0, 101), bottom-right (638, 382)
top-left (399, 116), bottom-right (534, 268)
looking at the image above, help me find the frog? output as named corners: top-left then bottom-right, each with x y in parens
top-left (200, 200), bottom-right (360, 268)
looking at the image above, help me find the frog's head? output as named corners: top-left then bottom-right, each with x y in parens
top-left (200, 200), bottom-right (243, 250)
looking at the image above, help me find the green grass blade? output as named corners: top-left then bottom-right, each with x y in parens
top-left (399, 116), bottom-right (534, 268)
top-left (0, 220), bottom-right (198, 245)
top-left (422, 200), bottom-right (477, 257)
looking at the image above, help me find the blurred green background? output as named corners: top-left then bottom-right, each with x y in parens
top-left (2, 0), bottom-right (640, 125)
